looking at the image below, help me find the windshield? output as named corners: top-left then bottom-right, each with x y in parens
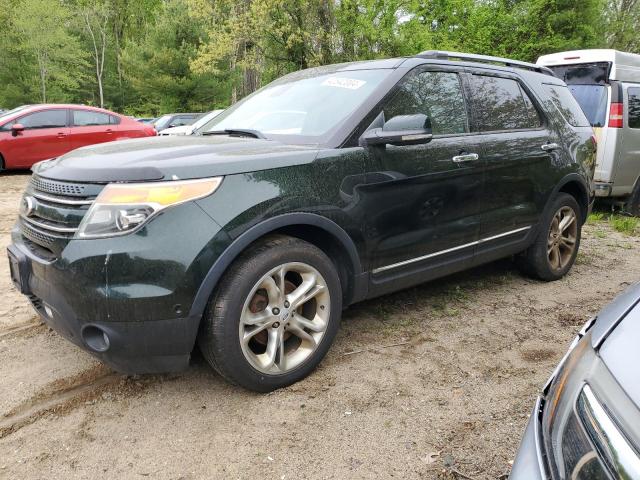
top-left (567, 85), bottom-right (609, 127)
top-left (0, 105), bottom-right (32, 126)
top-left (200, 68), bottom-right (392, 142)
top-left (153, 115), bottom-right (172, 130)
top-left (191, 110), bottom-right (224, 132)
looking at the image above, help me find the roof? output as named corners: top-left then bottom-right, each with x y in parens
top-left (537, 49), bottom-right (640, 82)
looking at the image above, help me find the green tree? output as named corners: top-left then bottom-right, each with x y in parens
top-left (121, 0), bottom-right (221, 115)
top-left (11, 0), bottom-right (88, 103)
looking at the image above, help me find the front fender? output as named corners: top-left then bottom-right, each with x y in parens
top-left (188, 212), bottom-right (364, 319)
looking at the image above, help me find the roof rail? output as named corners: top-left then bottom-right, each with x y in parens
top-left (415, 50), bottom-right (555, 76)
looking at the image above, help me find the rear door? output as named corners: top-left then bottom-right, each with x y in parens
top-left (465, 70), bottom-right (555, 246)
top-left (69, 109), bottom-right (116, 150)
top-left (360, 66), bottom-right (485, 283)
top-left (617, 85), bottom-right (640, 191)
top-left (3, 109), bottom-right (70, 168)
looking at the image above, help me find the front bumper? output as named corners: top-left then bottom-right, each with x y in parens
top-left (510, 397), bottom-right (548, 480)
top-left (8, 241), bottom-right (200, 374)
top-left (7, 201), bottom-right (227, 374)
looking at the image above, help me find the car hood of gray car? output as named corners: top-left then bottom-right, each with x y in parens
top-left (596, 283), bottom-right (640, 408)
top-left (34, 135), bottom-right (320, 183)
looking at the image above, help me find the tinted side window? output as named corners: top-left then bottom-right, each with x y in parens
top-left (73, 110), bottom-right (111, 126)
top-left (19, 110), bottom-right (67, 129)
top-left (629, 87), bottom-right (640, 129)
top-left (384, 71), bottom-right (468, 135)
top-left (173, 116), bottom-right (195, 126)
top-left (544, 84), bottom-right (591, 127)
top-left (470, 75), bottom-right (541, 131)
top-left (109, 115), bottom-right (121, 125)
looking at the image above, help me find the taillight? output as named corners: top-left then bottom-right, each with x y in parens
top-left (609, 102), bottom-right (623, 128)
top-left (590, 134), bottom-right (597, 148)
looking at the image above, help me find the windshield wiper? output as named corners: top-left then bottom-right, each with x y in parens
top-left (201, 128), bottom-right (266, 139)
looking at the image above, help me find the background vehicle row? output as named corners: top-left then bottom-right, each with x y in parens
top-left (0, 104), bottom-right (156, 170)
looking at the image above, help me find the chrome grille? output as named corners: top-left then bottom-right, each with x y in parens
top-left (20, 219), bottom-right (58, 246)
top-left (30, 176), bottom-right (87, 197)
top-left (19, 175), bottom-right (102, 256)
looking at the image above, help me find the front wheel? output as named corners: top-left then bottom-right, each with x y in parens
top-left (516, 193), bottom-right (582, 281)
top-left (198, 235), bottom-right (342, 392)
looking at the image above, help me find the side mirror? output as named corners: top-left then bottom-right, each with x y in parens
top-left (11, 124), bottom-right (25, 137)
top-left (360, 114), bottom-right (432, 147)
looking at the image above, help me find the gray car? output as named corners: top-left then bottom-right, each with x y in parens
top-left (510, 283), bottom-right (640, 479)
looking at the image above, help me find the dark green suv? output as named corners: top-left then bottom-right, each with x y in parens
top-left (7, 51), bottom-right (595, 392)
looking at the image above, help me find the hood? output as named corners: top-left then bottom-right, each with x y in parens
top-left (590, 282), bottom-right (640, 348)
top-left (159, 125), bottom-right (192, 136)
top-left (34, 135), bottom-right (320, 183)
top-left (598, 297), bottom-right (640, 408)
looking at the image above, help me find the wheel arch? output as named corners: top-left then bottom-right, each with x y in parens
top-left (189, 213), bottom-right (366, 320)
top-left (553, 174), bottom-right (591, 223)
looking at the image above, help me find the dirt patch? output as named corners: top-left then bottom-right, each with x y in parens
top-left (520, 348), bottom-right (556, 363)
top-left (1, 171), bottom-right (640, 479)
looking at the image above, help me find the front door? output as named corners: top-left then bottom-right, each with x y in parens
top-left (359, 67), bottom-right (485, 289)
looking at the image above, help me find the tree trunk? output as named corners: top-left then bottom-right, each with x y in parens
top-left (37, 51), bottom-right (47, 102)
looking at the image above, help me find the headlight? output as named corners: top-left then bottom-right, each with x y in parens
top-left (542, 328), bottom-right (640, 479)
top-left (542, 335), bottom-right (609, 479)
top-left (75, 177), bottom-right (222, 238)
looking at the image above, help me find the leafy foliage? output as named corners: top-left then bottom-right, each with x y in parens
top-left (0, 0), bottom-right (635, 115)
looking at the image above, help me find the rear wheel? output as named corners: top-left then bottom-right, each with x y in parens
top-left (627, 178), bottom-right (640, 217)
top-left (516, 193), bottom-right (581, 281)
top-left (198, 235), bottom-right (342, 392)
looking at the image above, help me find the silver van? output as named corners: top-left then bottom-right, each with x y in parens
top-left (537, 49), bottom-right (640, 214)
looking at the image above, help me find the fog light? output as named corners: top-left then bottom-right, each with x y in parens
top-left (81, 325), bottom-right (110, 352)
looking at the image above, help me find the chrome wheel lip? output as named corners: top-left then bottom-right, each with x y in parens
top-left (547, 205), bottom-right (578, 271)
top-left (238, 262), bottom-right (330, 375)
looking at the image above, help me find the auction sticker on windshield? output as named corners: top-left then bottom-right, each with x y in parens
top-left (322, 77), bottom-right (366, 90)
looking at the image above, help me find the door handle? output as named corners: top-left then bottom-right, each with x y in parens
top-left (56, 132), bottom-right (67, 138)
top-left (541, 143), bottom-right (559, 151)
top-left (106, 129), bottom-right (113, 134)
top-left (452, 153), bottom-right (479, 163)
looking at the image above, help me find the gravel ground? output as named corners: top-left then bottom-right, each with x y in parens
top-left (1, 171), bottom-right (639, 480)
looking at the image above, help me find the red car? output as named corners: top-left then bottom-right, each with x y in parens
top-left (0, 104), bottom-right (156, 170)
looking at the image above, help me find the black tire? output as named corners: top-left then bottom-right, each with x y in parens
top-left (197, 234), bottom-right (342, 392)
top-left (516, 193), bottom-right (582, 281)
top-left (627, 178), bottom-right (640, 217)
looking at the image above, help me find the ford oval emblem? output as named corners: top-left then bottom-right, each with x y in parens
top-left (20, 196), bottom-right (37, 217)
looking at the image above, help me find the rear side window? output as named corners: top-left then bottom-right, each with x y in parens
top-left (73, 110), bottom-right (111, 126)
top-left (109, 115), bottom-right (120, 125)
top-left (469, 75), bottom-right (541, 131)
top-left (567, 85), bottom-right (608, 127)
top-left (544, 84), bottom-right (591, 127)
top-left (19, 110), bottom-right (67, 129)
top-left (384, 71), bottom-right (468, 135)
top-left (629, 87), bottom-right (640, 129)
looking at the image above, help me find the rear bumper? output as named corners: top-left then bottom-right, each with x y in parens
top-left (594, 182), bottom-right (613, 197)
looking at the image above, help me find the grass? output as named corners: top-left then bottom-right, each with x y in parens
top-left (588, 210), bottom-right (640, 236)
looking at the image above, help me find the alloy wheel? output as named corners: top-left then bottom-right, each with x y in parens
top-left (239, 262), bottom-right (331, 374)
top-left (547, 206), bottom-right (577, 271)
